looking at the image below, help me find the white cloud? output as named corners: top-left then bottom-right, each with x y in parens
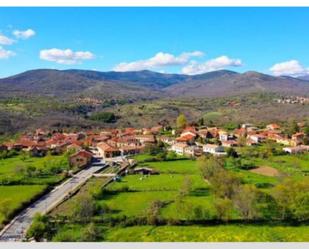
top-left (39, 48), bottom-right (95, 64)
top-left (0, 34), bottom-right (15, 45)
top-left (13, 29), bottom-right (36, 40)
top-left (113, 51), bottom-right (204, 72)
top-left (0, 46), bottom-right (15, 59)
top-left (269, 60), bottom-right (309, 77)
top-left (181, 55), bottom-right (242, 75)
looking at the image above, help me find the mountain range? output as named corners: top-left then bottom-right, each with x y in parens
top-left (0, 69), bottom-right (308, 100)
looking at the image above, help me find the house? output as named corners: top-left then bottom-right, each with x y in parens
top-left (120, 145), bottom-right (143, 156)
top-left (218, 130), bottom-right (229, 142)
top-left (246, 138), bottom-right (258, 146)
top-left (180, 127), bottom-right (197, 138)
top-left (17, 138), bottom-right (36, 150)
top-left (247, 134), bottom-right (266, 144)
top-left (158, 136), bottom-right (176, 145)
top-left (241, 123), bottom-right (254, 129)
top-left (142, 128), bottom-right (152, 135)
top-left (49, 142), bottom-right (70, 155)
top-left (184, 145), bottom-right (203, 157)
top-left (111, 136), bottom-right (140, 148)
top-left (283, 145), bottom-right (309, 154)
top-left (131, 167), bottom-right (159, 175)
top-left (150, 126), bottom-right (163, 135)
top-left (30, 146), bottom-right (48, 157)
top-left (97, 142), bottom-right (121, 158)
top-left (276, 136), bottom-right (291, 146)
top-left (266, 131), bottom-right (283, 141)
top-left (8, 143), bottom-right (24, 151)
top-left (198, 129), bottom-right (212, 139)
top-left (176, 134), bottom-right (196, 145)
top-left (67, 143), bottom-right (83, 152)
top-left (266, 123), bottom-right (281, 131)
top-left (135, 135), bottom-right (156, 145)
top-left (221, 140), bottom-right (238, 147)
top-left (0, 144), bottom-right (7, 151)
top-left (291, 132), bottom-right (305, 146)
top-left (202, 144), bottom-right (226, 155)
top-left (69, 150), bottom-right (93, 168)
top-left (92, 135), bottom-right (110, 144)
top-left (234, 128), bottom-right (247, 138)
top-left (206, 127), bottom-right (219, 138)
top-left (171, 143), bottom-right (188, 155)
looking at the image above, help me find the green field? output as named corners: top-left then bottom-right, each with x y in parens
top-left (0, 185), bottom-right (47, 226)
top-left (49, 153), bottom-right (309, 241)
top-left (51, 223), bottom-right (309, 242)
top-left (0, 154), bottom-right (69, 185)
top-left (104, 225), bottom-right (309, 242)
top-left (0, 153), bottom-right (70, 227)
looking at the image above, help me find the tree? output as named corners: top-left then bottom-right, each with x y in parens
top-left (260, 140), bottom-right (278, 158)
top-left (237, 136), bottom-right (247, 147)
top-left (20, 151), bottom-right (29, 161)
top-left (25, 165), bottom-right (37, 177)
top-left (226, 147), bottom-right (238, 158)
top-left (214, 198), bottom-right (233, 222)
top-left (304, 125), bottom-right (309, 145)
top-left (146, 200), bottom-right (163, 225)
top-left (273, 178), bottom-right (309, 221)
top-left (166, 151), bottom-right (177, 160)
top-left (198, 155), bottom-right (224, 180)
top-left (192, 205), bottom-right (203, 220)
top-left (304, 124), bottom-right (309, 137)
top-left (197, 117), bottom-right (204, 126)
top-left (289, 120), bottom-right (300, 135)
top-left (72, 194), bottom-right (96, 223)
top-left (272, 179), bottom-right (296, 220)
top-left (176, 114), bottom-right (187, 129)
top-left (144, 144), bottom-right (163, 156)
top-left (82, 223), bottom-right (102, 241)
top-left (199, 156), bottom-right (240, 199)
top-left (179, 176), bottom-right (192, 198)
top-left (26, 214), bottom-right (51, 241)
top-left (211, 170), bottom-right (240, 199)
top-left (233, 185), bottom-right (259, 220)
top-left (291, 192), bottom-right (309, 222)
top-left (89, 112), bottom-right (117, 123)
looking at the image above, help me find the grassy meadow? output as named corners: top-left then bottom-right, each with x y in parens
top-left (0, 153), bottom-right (70, 228)
top-left (0, 185), bottom-right (47, 225)
top-left (50, 152), bottom-right (309, 241)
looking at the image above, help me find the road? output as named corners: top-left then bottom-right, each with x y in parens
top-left (0, 163), bottom-right (106, 242)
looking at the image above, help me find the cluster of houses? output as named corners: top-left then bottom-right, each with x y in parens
top-left (0, 127), bottom-right (160, 168)
top-left (0, 121), bottom-right (308, 167)
top-left (275, 96), bottom-right (309, 105)
top-left (167, 123), bottom-right (309, 157)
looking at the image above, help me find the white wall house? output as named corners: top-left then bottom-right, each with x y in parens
top-left (218, 131), bottom-right (228, 142)
top-left (283, 145), bottom-right (309, 154)
top-left (203, 144), bottom-right (226, 155)
top-left (171, 143), bottom-right (188, 155)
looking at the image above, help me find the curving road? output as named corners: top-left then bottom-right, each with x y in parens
top-left (0, 163), bottom-right (107, 242)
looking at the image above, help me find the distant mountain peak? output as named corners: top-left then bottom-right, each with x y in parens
top-left (0, 68), bottom-right (308, 99)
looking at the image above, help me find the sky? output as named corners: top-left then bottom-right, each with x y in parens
top-left (0, 7), bottom-right (309, 78)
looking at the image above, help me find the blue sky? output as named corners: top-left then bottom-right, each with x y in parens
top-left (0, 7), bottom-right (309, 77)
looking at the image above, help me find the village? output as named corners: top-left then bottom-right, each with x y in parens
top-left (0, 117), bottom-right (308, 242)
top-left (1, 119), bottom-right (308, 167)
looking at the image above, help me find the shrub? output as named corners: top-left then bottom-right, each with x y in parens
top-left (89, 112), bottom-right (117, 123)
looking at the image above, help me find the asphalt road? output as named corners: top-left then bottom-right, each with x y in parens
top-left (0, 164), bottom-right (106, 242)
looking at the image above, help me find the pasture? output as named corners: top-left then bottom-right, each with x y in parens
top-left (50, 153), bottom-right (309, 242)
top-left (0, 185), bottom-right (47, 227)
top-left (0, 153), bottom-right (70, 228)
